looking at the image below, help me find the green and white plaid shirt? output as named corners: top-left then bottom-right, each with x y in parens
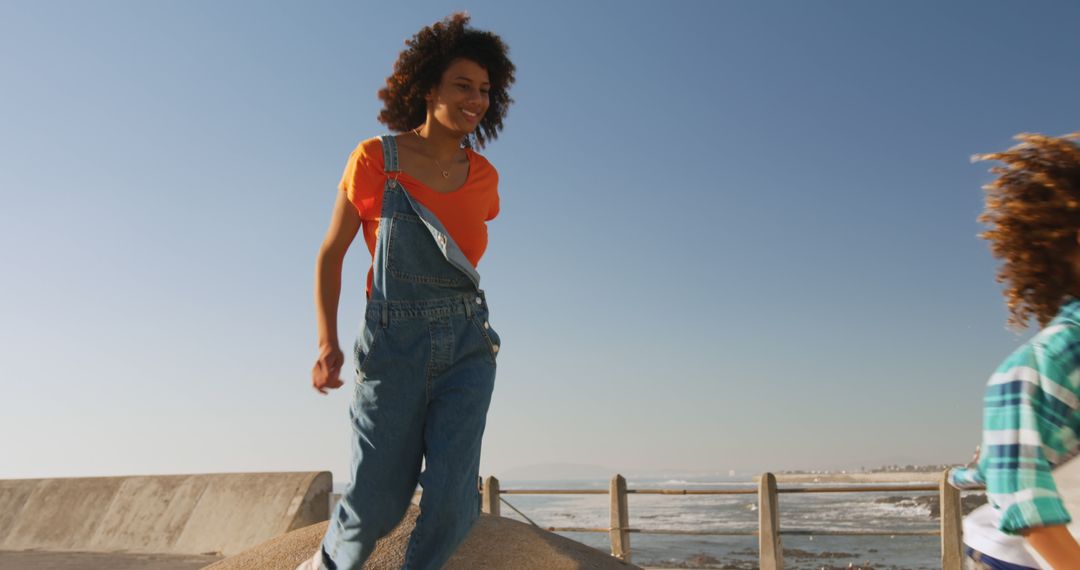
top-left (950, 299), bottom-right (1080, 534)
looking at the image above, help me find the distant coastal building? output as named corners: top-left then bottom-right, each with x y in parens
top-left (777, 464), bottom-right (956, 475)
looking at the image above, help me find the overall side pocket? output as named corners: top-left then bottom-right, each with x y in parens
top-left (354, 315), bottom-right (385, 378)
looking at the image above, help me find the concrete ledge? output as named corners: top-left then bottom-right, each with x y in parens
top-left (0, 472), bottom-right (331, 556)
top-left (0, 550), bottom-right (221, 570)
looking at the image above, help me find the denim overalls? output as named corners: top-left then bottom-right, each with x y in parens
top-left (318, 135), bottom-right (501, 570)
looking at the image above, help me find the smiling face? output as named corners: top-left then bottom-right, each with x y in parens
top-left (426, 58), bottom-right (491, 135)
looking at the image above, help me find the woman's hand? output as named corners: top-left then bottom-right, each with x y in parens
top-left (312, 345), bottom-right (345, 394)
top-left (965, 445), bottom-right (980, 468)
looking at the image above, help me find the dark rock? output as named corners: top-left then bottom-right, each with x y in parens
top-left (685, 552), bottom-right (720, 566)
top-left (785, 548), bottom-right (858, 559)
top-left (873, 493), bottom-right (987, 518)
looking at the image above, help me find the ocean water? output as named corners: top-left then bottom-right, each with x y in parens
top-left (494, 477), bottom-right (944, 570)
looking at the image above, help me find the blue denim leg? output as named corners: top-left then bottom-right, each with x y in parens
top-left (320, 316), bottom-right (430, 570)
top-left (963, 547), bottom-right (1040, 570)
top-left (402, 313), bottom-right (497, 570)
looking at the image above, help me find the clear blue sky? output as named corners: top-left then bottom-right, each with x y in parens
top-left (2, 1), bottom-right (1079, 482)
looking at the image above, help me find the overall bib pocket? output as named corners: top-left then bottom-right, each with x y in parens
top-left (386, 212), bottom-right (472, 288)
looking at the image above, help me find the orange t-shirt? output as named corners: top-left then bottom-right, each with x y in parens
top-left (337, 137), bottom-right (500, 297)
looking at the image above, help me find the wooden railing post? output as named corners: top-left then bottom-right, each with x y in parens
top-left (482, 476), bottom-right (501, 516)
top-left (609, 474), bottom-right (631, 563)
top-left (940, 471), bottom-right (963, 570)
top-left (759, 472), bottom-right (783, 570)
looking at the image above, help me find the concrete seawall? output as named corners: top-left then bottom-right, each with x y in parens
top-left (0, 472), bottom-right (331, 556)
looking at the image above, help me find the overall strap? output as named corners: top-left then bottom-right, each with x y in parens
top-left (379, 134), bottom-right (400, 183)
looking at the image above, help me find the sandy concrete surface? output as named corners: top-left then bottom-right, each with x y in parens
top-left (208, 504), bottom-right (640, 570)
top-left (0, 550), bottom-right (223, 569)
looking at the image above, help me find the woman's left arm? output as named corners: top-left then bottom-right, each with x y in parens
top-left (1023, 525), bottom-right (1080, 569)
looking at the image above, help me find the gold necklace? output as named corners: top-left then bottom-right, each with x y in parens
top-left (413, 127), bottom-right (451, 179)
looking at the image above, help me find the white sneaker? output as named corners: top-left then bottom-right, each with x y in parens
top-left (295, 549), bottom-right (323, 570)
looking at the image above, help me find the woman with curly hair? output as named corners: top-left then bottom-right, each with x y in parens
top-left (950, 132), bottom-right (1080, 569)
top-left (301, 13), bottom-right (514, 570)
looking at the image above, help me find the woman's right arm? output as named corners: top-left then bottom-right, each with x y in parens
top-left (312, 191), bottom-right (362, 394)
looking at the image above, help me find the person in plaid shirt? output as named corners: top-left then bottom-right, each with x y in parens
top-left (950, 132), bottom-right (1080, 569)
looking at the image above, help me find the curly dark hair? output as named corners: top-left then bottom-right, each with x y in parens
top-left (976, 132), bottom-right (1080, 329)
top-left (377, 13), bottom-right (515, 150)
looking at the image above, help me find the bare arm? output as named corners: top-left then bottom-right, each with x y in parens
top-left (311, 191), bottom-right (361, 394)
top-left (1024, 525), bottom-right (1080, 569)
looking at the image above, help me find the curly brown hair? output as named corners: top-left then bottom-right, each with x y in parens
top-left (976, 132), bottom-right (1080, 329)
top-left (377, 13), bottom-right (515, 150)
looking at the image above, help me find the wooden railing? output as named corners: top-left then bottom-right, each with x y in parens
top-left (480, 471), bottom-right (973, 570)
